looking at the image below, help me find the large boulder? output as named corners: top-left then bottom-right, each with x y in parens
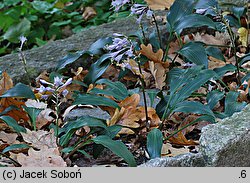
top-left (0, 16), bottom-right (147, 83)
top-left (140, 104), bottom-right (250, 167)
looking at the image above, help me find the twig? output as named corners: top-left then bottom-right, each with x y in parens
top-left (0, 152), bottom-right (22, 167)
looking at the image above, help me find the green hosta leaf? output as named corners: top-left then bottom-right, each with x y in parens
top-left (31, 0), bottom-right (54, 13)
top-left (178, 42), bottom-right (208, 68)
top-left (83, 53), bottom-right (112, 85)
top-left (0, 116), bottom-right (26, 133)
top-left (206, 90), bottom-right (225, 110)
top-left (92, 135), bottom-right (136, 167)
top-left (60, 116), bottom-right (107, 146)
top-left (224, 91), bottom-right (247, 117)
top-left (213, 64), bottom-right (236, 78)
top-left (167, 0), bottom-right (195, 30)
top-left (57, 50), bottom-right (92, 70)
top-left (3, 18), bottom-right (31, 43)
top-left (174, 14), bottom-right (216, 34)
top-left (173, 101), bottom-right (215, 121)
top-left (195, 0), bottom-right (217, 9)
top-left (147, 128), bottom-right (163, 159)
top-left (89, 37), bottom-right (112, 55)
top-left (239, 53), bottom-right (250, 66)
top-left (206, 47), bottom-right (225, 61)
top-left (232, 6), bottom-right (246, 21)
top-left (2, 144), bottom-right (30, 154)
top-left (52, 20), bottom-right (72, 27)
top-left (146, 89), bottom-right (160, 107)
top-left (74, 94), bottom-right (120, 109)
top-left (171, 69), bottom-right (215, 105)
top-left (0, 83), bottom-right (36, 99)
top-left (22, 106), bottom-right (43, 131)
top-left (93, 79), bottom-right (129, 100)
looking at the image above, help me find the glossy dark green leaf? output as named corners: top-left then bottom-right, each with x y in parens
top-left (195, 0), bottom-right (217, 9)
top-left (3, 18), bottom-right (31, 43)
top-left (175, 14), bottom-right (216, 34)
top-left (0, 116), bottom-right (26, 133)
top-left (147, 128), bottom-right (163, 159)
top-left (83, 53), bottom-right (112, 85)
top-left (2, 144), bottom-right (30, 154)
top-left (213, 64), bottom-right (236, 78)
top-left (206, 90), bottom-right (225, 110)
top-left (22, 106), bottom-right (43, 130)
top-left (89, 37), bottom-right (112, 55)
top-left (171, 69), bottom-right (215, 105)
top-left (156, 95), bottom-right (170, 118)
top-left (0, 83), bottom-right (36, 99)
top-left (178, 42), bottom-right (208, 68)
top-left (73, 94), bottom-right (120, 108)
top-left (57, 50), bottom-right (92, 70)
top-left (206, 47), bottom-right (225, 61)
top-left (93, 79), bottom-right (129, 100)
top-left (92, 135), bottom-right (136, 167)
top-left (224, 91), bottom-right (247, 117)
top-left (31, 0), bottom-right (53, 13)
top-left (239, 53), bottom-right (250, 66)
top-left (60, 116), bottom-right (107, 146)
top-left (146, 89), bottom-right (160, 107)
top-left (232, 6), bottom-right (246, 21)
top-left (167, 0), bottom-right (195, 30)
top-left (173, 101), bottom-right (215, 121)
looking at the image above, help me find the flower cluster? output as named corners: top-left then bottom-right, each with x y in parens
top-left (111, 0), bottom-right (130, 12)
top-left (106, 33), bottom-right (134, 62)
top-left (36, 76), bottom-right (72, 99)
top-left (130, 4), bottom-right (153, 24)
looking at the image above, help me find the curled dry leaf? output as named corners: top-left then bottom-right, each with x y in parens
top-left (168, 131), bottom-right (198, 146)
top-left (238, 27), bottom-right (248, 47)
top-left (161, 143), bottom-right (190, 157)
top-left (82, 7), bottom-right (97, 20)
top-left (149, 61), bottom-right (166, 90)
top-left (107, 94), bottom-right (161, 134)
top-left (21, 129), bottom-right (57, 149)
top-left (25, 99), bottom-right (47, 109)
top-left (145, 0), bottom-right (174, 10)
top-left (0, 72), bottom-right (29, 123)
top-left (36, 108), bottom-right (55, 129)
top-left (16, 147), bottom-right (66, 167)
top-left (0, 131), bottom-right (18, 152)
top-left (140, 44), bottom-right (164, 63)
top-left (208, 56), bottom-right (226, 69)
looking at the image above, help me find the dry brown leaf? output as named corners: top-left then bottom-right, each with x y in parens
top-left (119, 93), bottom-right (140, 108)
top-left (82, 7), bottom-right (97, 20)
top-left (190, 32), bottom-right (229, 47)
top-left (36, 109), bottom-right (55, 129)
top-left (161, 143), bottom-right (190, 157)
top-left (16, 147), bottom-right (66, 167)
top-left (21, 129), bottom-right (57, 149)
top-left (0, 72), bottom-right (29, 123)
top-left (145, 0), bottom-right (174, 10)
top-left (208, 56), bottom-right (226, 69)
top-left (149, 61), bottom-right (166, 90)
top-left (25, 99), bottom-right (47, 109)
top-left (0, 131), bottom-right (18, 152)
top-left (140, 44), bottom-right (164, 63)
top-left (168, 131), bottom-right (198, 146)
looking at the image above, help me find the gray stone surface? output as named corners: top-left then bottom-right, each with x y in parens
top-left (139, 104), bottom-right (250, 167)
top-left (199, 105), bottom-right (250, 167)
top-left (139, 153), bottom-right (206, 167)
top-left (0, 16), bottom-right (159, 84)
top-left (64, 107), bottom-right (110, 121)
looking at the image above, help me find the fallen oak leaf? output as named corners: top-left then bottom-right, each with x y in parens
top-left (82, 7), bottom-right (97, 20)
top-left (16, 146), bottom-right (66, 167)
top-left (149, 61), bottom-right (166, 90)
top-left (168, 131), bottom-right (198, 146)
top-left (21, 129), bottom-right (57, 149)
top-left (145, 0), bottom-right (174, 10)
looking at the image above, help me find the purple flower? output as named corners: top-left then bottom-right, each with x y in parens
top-left (54, 76), bottom-right (64, 87)
top-left (106, 34), bottom-right (135, 62)
top-left (19, 36), bottom-right (27, 50)
top-left (111, 0), bottom-right (130, 12)
top-left (130, 4), bottom-right (153, 24)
